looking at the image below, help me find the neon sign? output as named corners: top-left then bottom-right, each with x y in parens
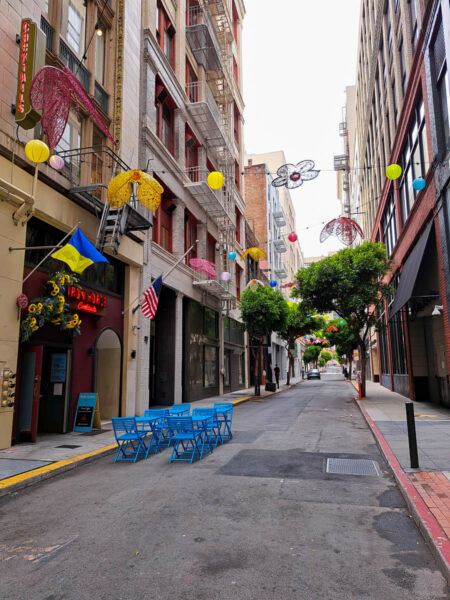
top-left (67, 287), bottom-right (107, 314)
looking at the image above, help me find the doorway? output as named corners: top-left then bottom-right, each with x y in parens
top-left (94, 328), bottom-right (122, 419)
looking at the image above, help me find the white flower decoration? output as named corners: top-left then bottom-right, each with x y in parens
top-left (272, 160), bottom-right (320, 189)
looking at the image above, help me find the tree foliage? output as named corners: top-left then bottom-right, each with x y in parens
top-left (303, 345), bottom-right (321, 366)
top-left (293, 242), bottom-right (391, 395)
top-left (240, 286), bottom-right (288, 337)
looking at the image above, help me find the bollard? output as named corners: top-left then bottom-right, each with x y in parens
top-left (405, 402), bottom-right (419, 468)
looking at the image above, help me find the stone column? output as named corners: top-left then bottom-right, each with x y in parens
top-left (174, 109), bottom-right (186, 169)
top-left (172, 199), bottom-right (186, 259)
top-left (219, 308), bottom-right (224, 395)
top-left (173, 291), bottom-right (184, 404)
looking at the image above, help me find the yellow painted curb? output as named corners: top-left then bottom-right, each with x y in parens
top-left (231, 396), bottom-right (251, 406)
top-left (0, 443), bottom-right (117, 491)
top-left (350, 379), bottom-right (365, 399)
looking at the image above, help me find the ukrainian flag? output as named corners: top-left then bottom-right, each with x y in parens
top-left (52, 229), bottom-right (109, 274)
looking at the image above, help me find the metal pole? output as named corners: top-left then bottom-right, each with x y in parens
top-left (22, 222), bottom-right (80, 284)
top-left (405, 402), bottom-right (419, 469)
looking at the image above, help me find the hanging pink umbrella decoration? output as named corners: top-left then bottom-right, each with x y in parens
top-left (320, 217), bottom-right (363, 246)
top-left (29, 66), bottom-right (115, 149)
top-left (326, 325), bottom-right (338, 332)
top-left (280, 282), bottom-right (300, 289)
top-left (189, 258), bottom-right (217, 280)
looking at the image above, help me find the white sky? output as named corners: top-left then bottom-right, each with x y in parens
top-left (242, 0), bottom-right (361, 257)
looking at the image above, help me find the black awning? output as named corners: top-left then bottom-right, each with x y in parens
top-left (389, 219), bottom-right (433, 319)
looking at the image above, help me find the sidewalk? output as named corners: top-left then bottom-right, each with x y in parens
top-left (0, 375), bottom-right (302, 495)
top-left (352, 379), bottom-right (450, 581)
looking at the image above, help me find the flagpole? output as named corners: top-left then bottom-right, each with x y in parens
top-left (22, 222), bottom-right (81, 284)
top-left (122, 240), bottom-right (199, 316)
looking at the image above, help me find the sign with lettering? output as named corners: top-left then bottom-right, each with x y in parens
top-left (73, 393), bottom-right (98, 432)
top-left (15, 18), bottom-right (46, 130)
top-left (67, 286), bottom-right (107, 316)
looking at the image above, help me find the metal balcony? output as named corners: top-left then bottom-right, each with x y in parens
top-left (334, 154), bottom-right (348, 171)
top-left (192, 269), bottom-right (235, 299)
top-left (40, 16), bottom-right (54, 53)
top-left (186, 81), bottom-right (231, 150)
top-left (184, 167), bottom-right (233, 221)
top-left (339, 121), bottom-right (347, 136)
top-left (59, 39), bottom-right (91, 92)
top-left (274, 266), bottom-right (288, 279)
top-left (186, 6), bottom-right (222, 72)
top-left (94, 82), bottom-right (109, 115)
top-left (272, 238), bottom-right (287, 253)
top-left (273, 210), bottom-right (286, 227)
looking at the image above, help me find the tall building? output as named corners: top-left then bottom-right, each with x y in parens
top-left (136, 0), bottom-right (247, 407)
top-left (0, 0), bottom-right (149, 449)
top-left (355, 0), bottom-right (449, 407)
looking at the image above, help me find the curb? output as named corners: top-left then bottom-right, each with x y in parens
top-left (355, 398), bottom-right (450, 585)
top-left (0, 443), bottom-right (117, 499)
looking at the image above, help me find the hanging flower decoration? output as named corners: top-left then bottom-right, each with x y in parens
top-left (107, 170), bottom-right (163, 211)
top-left (189, 258), bottom-right (217, 280)
top-left (241, 247), bottom-right (267, 262)
top-left (320, 217), bottom-right (363, 246)
top-left (21, 271), bottom-right (82, 342)
top-left (29, 66), bottom-right (115, 149)
top-left (272, 160), bottom-right (319, 189)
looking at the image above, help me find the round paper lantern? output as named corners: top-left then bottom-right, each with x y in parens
top-left (386, 164), bottom-right (402, 180)
top-left (228, 251), bottom-right (237, 260)
top-left (288, 232), bottom-right (298, 242)
top-left (25, 139), bottom-right (50, 163)
top-left (221, 271), bottom-right (231, 281)
top-left (49, 154), bottom-right (65, 170)
top-left (269, 280), bottom-right (277, 287)
top-left (413, 177), bottom-right (425, 191)
top-left (340, 320), bottom-right (344, 325)
top-left (207, 171), bottom-right (224, 190)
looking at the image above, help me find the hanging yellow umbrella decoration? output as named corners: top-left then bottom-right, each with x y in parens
top-left (241, 247), bottom-right (267, 262)
top-left (107, 170), bottom-right (163, 211)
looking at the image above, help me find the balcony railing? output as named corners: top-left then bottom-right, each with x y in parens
top-left (184, 166), bottom-right (233, 222)
top-left (333, 154), bottom-right (348, 171)
top-left (94, 81), bottom-right (109, 115)
top-left (186, 6), bottom-right (222, 71)
top-left (59, 39), bottom-right (91, 92)
top-left (273, 210), bottom-right (286, 227)
top-left (40, 16), bottom-right (54, 53)
top-left (186, 81), bottom-right (232, 151)
top-left (273, 238), bottom-right (287, 253)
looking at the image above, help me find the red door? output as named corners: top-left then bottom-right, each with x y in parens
top-left (18, 345), bottom-right (43, 443)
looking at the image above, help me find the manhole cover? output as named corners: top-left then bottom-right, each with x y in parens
top-left (326, 458), bottom-right (380, 476)
top-left (55, 445), bottom-right (81, 449)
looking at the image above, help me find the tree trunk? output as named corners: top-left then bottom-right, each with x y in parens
top-left (286, 347), bottom-right (292, 385)
top-left (359, 341), bottom-right (366, 397)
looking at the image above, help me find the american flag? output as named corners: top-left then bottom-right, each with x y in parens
top-left (141, 275), bottom-right (163, 320)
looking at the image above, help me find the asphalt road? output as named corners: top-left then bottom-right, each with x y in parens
top-left (1, 377), bottom-right (448, 600)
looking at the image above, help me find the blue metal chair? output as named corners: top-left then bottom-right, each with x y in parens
top-left (214, 403), bottom-right (234, 443)
top-left (192, 408), bottom-right (221, 449)
top-left (166, 416), bottom-right (205, 463)
top-left (141, 409), bottom-right (171, 452)
top-left (169, 403), bottom-right (190, 416)
top-left (112, 417), bottom-right (150, 463)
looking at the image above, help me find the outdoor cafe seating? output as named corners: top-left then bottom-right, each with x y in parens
top-left (111, 402), bottom-right (233, 464)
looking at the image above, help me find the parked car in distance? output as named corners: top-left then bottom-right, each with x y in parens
top-left (307, 369), bottom-right (321, 380)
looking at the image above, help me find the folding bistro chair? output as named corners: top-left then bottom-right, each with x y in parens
top-left (143, 409), bottom-right (171, 451)
top-left (166, 416), bottom-right (205, 463)
top-left (214, 403), bottom-right (234, 443)
top-left (192, 408), bottom-right (221, 449)
top-left (112, 417), bottom-right (150, 463)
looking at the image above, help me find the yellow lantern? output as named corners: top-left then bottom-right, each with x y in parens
top-left (25, 140), bottom-right (50, 163)
top-left (107, 170), bottom-right (163, 211)
top-left (385, 164), bottom-right (402, 180)
top-left (241, 247), bottom-right (267, 262)
top-left (207, 171), bottom-right (224, 190)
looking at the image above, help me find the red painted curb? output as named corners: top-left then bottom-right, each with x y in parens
top-left (357, 399), bottom-right (450, 584)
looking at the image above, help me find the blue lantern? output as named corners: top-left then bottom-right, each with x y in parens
top-left (269, 280), bottom-right (277, 287)
top-left (340, 320), bottom-right (344, 325)
top-left (228, 251), bottom-right (237, 260)
top-left (412, 177), bottom-right (425, 191)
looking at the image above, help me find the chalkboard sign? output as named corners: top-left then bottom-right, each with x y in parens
top-left (73, 393), bottom-right (98, 432)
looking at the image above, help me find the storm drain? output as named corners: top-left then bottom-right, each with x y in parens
top-left (326, 458), bottom-right (381, 476)
top-left (55, 444), bottom-right (81, 449)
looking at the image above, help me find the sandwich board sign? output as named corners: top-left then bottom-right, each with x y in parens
top-left (73, 393), bottom-right (101, 432)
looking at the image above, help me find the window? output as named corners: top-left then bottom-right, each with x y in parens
top-left (385, 5), bottom-right (392, 53)
top-left (233, 56), bottom-right (238, 83)
top-left (91, 128), bottom-right (105, 197)
top-left (186, 61), bottom-right (198, 102)
top-left (235, 263), bottom-right (242, 300)
top-left (232, 1), bottom-right (239, 42)
top-left (185, 126), bottom-right (199, 179)
top-left (95, 25), bottom-right (106, 85)
top-left (235, 206), bottom-right (241, 244)
top-left (155, 80), bottom-right (176, 154)
top-left (247, 256), bottom-right (258, 281)
top-left (44, 0), bottom-right (50, 15)
top-left (382, 191), bottom-right (398, 256)
top-left (233, 102), bottom-right (240, 143)
top-left (204, 308), bottom-right (218, 339)
top-left (234, 161), bottom-right (240, 190)
top-left (185, 210), bottom-right (197, 262)
top-left (387, 277), bottom-right (408, 375)
top-left (377, 301), bottom-right (390, 375)
top-left (398, 97), bottom-right (429, 224)
top-left (207, 234), bottom-right (216, 265)
top-left (56, 112), bottom-right (81, 180)
top-left (61, 0), bottom-right (86, 57)
top-left (153, 194), bottom-right (174, 253)
top-left (204, 345), bottom-right (218, 387)
top-left (408, 0), bottom-right (418, 49)
top-left (157, 2), bottom-right (175, 68)
top-left (432, 16), bottom-right (450, 152)
top-left (392, 77), bottom-right (398, 123)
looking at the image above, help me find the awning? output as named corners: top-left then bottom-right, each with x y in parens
top-left (389, 219), bottom-right (433, 319)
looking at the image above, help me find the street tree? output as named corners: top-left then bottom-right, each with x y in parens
top-left (303, 345), bottom-right (322, 368)
top-left (320, 350), bottom-right (333, 364)
top-left (277, 302), bottom-right (322, 384)
top-left (239, 286), bottom-right (288, 395)
top-left (293, 242), bottom-right (391, 396)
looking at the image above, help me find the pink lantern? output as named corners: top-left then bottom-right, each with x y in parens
top-left (49, 154), bottom-right (65, 170)
top-left (221, 271), bottom-right (231, 281)
top-left (288, 232), bottom-right (298, 242)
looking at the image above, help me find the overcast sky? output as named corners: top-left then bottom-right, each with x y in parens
top-left (242, 0), bottom-right (361, 258)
